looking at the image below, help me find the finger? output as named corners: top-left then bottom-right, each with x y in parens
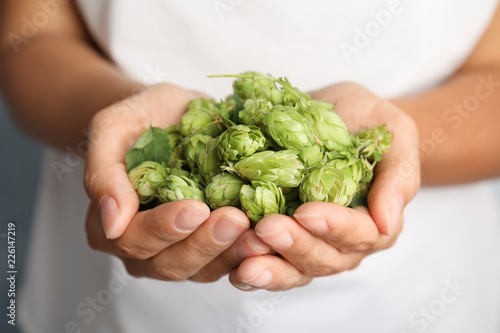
top-left (84, 85), bottom-right (193, 240)
top-left (367, 110), bottom-right (421, 236)
top-left (189, 229), bottom-right (271, 283)
top-left (255, 214), bottom-right (367, 274)
top-left (86, 199), bottom-right (210, 259)
top-left (229, 255), bottom-right (313, 292)
top-left (84, 108), bottom-right (146, 240)
top-left (293, 202), bottom-right (398, 253)
top-left (128, 207), bottom-right (250, 281)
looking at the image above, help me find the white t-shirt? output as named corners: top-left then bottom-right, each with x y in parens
top-left (20, 1), bottom-right (500, 332)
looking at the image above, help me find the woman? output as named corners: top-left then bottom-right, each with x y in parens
top-left (1, 1), bottom-right (499, 332)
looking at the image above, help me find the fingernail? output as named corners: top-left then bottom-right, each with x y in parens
top-left (174, 207), bottom-right (210, 232)
top-left (387, 196), bottom-right (404, 236)
top-left (235, 238), bottom-right (270, 260)
top-left (245, 238), bottom-right (270, 254)
top-left (213, 217), bottom-right (248, 244)
top-left (293, 214), bottom-right (328, 234)
top-left (241, 267), bottom-right (273, 288)
top-left (256, 229), bottom-right (293, 250)
top-left (101, 196), bottom-right (120, 239)
top-left (235, 282), bottom-right (254, 291)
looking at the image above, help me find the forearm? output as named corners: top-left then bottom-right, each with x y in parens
top-left (0, 36), bottom-right (140, 149)
top-left (392, 67), bottom-right (500, 185)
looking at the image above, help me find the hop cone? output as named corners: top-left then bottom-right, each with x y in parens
top-left (234, 71), bottom-right (283, 105)
top-left (240, 181), bottom-right (285, 226)
top-left (188, 169), bottom-right (205, 187)
top-left (301, 151), bottom-right (365, 206)
top-left (164, 125), bottom-right (185, 168)
top-left (128, 161), bottom-right (168, 205)
top-left (299, 164), bottom-right (346, 205)
top-left (218, 125), bottom-right (267, 163)
top-left (355, 124), bottom-right (393, 163)
top-left (165, 124), bottom-right (182, 146)
top-left (180, 98), bottom-right (222, 137)
top-left (232, 150), bottom-right (305, 187)
top-left (263, 106), bottom-right (316, 150)
top-left (182, 134), bottom-right (213, 170)
top-left (196, 137), bottom-right (223, 183)
top-left (298, 144), bottom-right (324, 168)
top-left (157, 175), bottom-right (205, 203)
top-left (326, 149), bottom-right (371, 183)
top-left (239, 98), bottom-right (273, 126)
top-left (205, 173), bottom-right (248, 209)
top-left (276, 77), bottom-right (311, 106)
top-left (301, 100), bottom-right (352, 151)
top-left (169, 168), bottom-right (190, 178)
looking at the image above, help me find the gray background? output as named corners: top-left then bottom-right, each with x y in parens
top-left (0, 96), bottom-right (41, 333)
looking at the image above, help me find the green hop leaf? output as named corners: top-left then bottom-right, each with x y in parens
top-left (205, 173), bottom-right (248, 210)
top-left (240, 181), bottom-right (285, 226)
top-left (125, 126), bottom-right (172, 172)
top-left (157, 175), bottom-right (205, 203)
top-left (128, 161), bottom-right (168, 205)
top-left (218, 125), bottom-right (267, 163)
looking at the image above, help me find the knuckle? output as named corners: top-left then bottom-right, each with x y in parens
top-left (150, 262), bottom-right (188, 281)
top-left (349, 241), bottom-right (376, 253)
top-left (186, 238), bottom-right (220, 260)
top-left (345, 233), bottom-right (379, 253)
top-left (145, 218), bottom-right (174, 245)
top-left (300, 251), bottom-right (345, 277)
top-left (115, 241), bottom-right (150, 260)
top-left (304, 263), bottom-right (343, 277)
top-left (83, 172), bottom-right (100, 199)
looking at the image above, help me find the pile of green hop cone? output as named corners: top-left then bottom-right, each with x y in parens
top-left (125, 72), bottom-right (393, 226)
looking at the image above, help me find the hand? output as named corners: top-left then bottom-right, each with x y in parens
top-left (84, 84), bottom-right (270, 282)
top-left (228, 82), bottom-right (421, 291)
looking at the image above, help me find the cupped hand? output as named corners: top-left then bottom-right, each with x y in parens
top-left (229, 82), bottom-right (421, 291)
top-left (84, 84), bottom-right (270, 282)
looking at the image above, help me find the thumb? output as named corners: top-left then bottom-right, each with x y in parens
top-left (84, 116), bottom-right (140, 240)
top-left (367, 115), bottom-right (421, 236)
